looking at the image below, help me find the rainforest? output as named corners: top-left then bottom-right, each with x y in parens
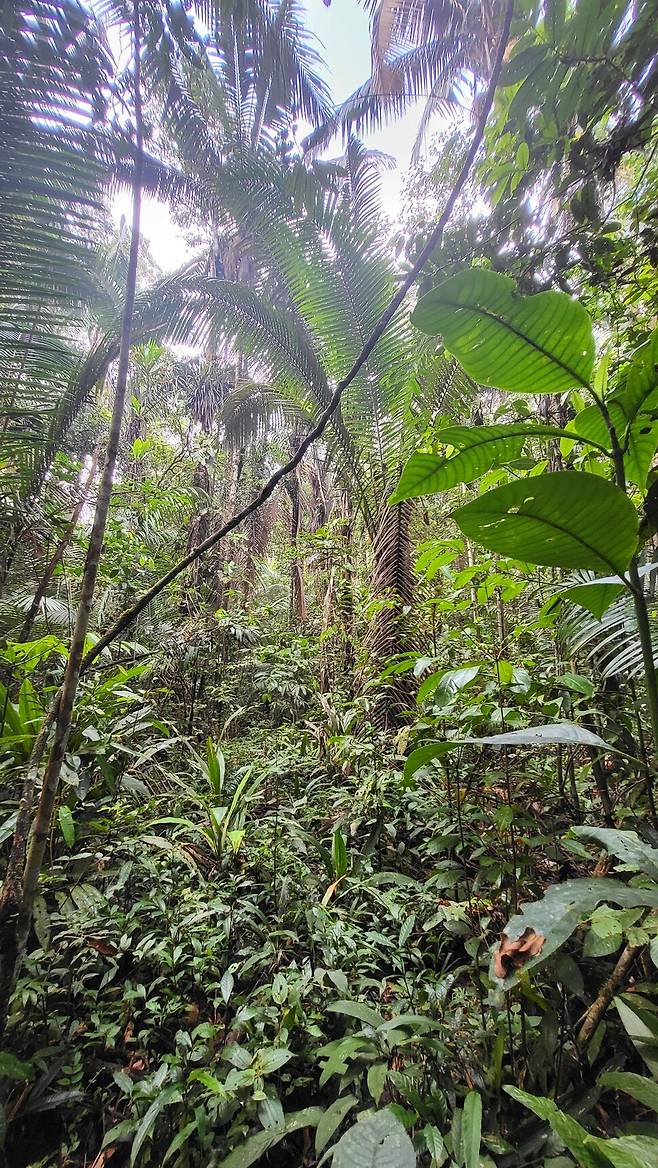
top-left (2, 0), bottom-right (658, 1164)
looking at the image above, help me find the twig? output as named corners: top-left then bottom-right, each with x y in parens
top-left (577, 943), bottom-right (641, 1048)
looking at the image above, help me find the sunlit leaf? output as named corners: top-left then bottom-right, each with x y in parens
top-left (411, 270), bottom-right (595, 394)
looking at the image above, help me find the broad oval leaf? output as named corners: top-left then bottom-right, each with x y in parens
top-left (332, 1110), bottom-right (416, 1168)
top-left (390, 423), bottom-right (601, 503)
top-left (572, 826), bottom-right (658, 881)
top-left (217, 1107), bottom-right (325, 1168)
top-left (452, 472), bottom-right (637, 574)
top-left (411, 269), bottom-right (595, 394)
top-left (494, 878), bottom-right (658, 987)
top-left (573, 402), bottom-right (658, 488)
top-left (315, 1095), bottom-right (358, 1154)
top-left (327, 1000), bottom-right (384, 1029)
top-left (599, 1070), bottom-right (658, 1115)
top-left (403, 723), bottom-right (612, 783)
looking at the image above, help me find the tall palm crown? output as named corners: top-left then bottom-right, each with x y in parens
top-left (306, 0), bottom-right (500, 161)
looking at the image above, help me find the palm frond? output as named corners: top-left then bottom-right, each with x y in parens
top-left (0, 0), bottom-right (112, 532)
top-left (560, 570), bottom-right (658, 679)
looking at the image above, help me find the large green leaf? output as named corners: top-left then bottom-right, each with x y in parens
top-left (611, 327), bottom-right (658, 422)
top-left (327, 1001), bottom-right (384, 1029)
top-left (411, 270), bottom-right (595, 394)
top-left (315, 1096), bottom-right (358, 1154)
top-left (494, 878), bottom-right (658, 987)
top-left (332, 1110), bottom-right (416, 1168)
top-left (389, 423), bottom-right (592, 503)
top-left (461, 1092), bottom-right (482, 1168)
top-left (572, 827), bottom-right (658, 880)
top-left (504, 1088), bottom-right (658, 1168)
top-left (453, 472), bottom-right (637, 574)
top-left (574, 402), bottom-right (658, 488)
top-left (504, 1089), bottom-right (602, 1168)
top-left (404, 723), bottom-right (613, 782)
top-left (217, 1108), bottom-right (325, 1168)
top-left (615, 999), bottom-right (658, 1079)
top-left (599, 1071), bottom-right (658, 1115)
top-left (550, 576), bottom-right (627, 619)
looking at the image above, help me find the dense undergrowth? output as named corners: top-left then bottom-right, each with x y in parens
top-left (3, 612), bottom-right (658, 1167)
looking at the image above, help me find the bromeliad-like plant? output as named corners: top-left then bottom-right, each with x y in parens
top-left (391, 268), bottom-right (658, 777)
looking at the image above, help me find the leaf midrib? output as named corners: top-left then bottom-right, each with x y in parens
top-left (469, 500), bottom-right (627, 576)
top-left (440, 298), bottom-right (592, 392)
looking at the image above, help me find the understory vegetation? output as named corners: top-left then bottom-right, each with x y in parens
top-left (4, 0), bottom-right (658, 1165)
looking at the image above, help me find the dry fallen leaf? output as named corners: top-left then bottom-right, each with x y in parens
top-left (89, 1146), bottom-right (117, 1168)
top-left (86, 937), bottom-right (118, 956)
top-left (494, 927), bottom-right (545, 979)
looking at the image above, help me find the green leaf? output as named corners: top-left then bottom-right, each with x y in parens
top-left (332, 828), bottom-right (348, 878)
top-left (255, 1048), bottom-right (293, 1074)
top-left (403, 742), bottom-right (454, 783)
top-left (399, 915), bottom-right (415, 946)
top-left (332, 1110), bottom-right (416, 1168)
top-left (0, 1051), bottom-right (34, 1081)
top-left (597, 1136), bottom-right (658, 1167)
top-left (220, 970), bottom-right (234, 1003)
top-left (574, 401), bottom-right (658, 488)
top-left (418, 665), bottom-right (481, 705)
top-left (389, 424), bottom-right (587, 503)
top-left (327, 1001), bottom-right (384, 1029)
top-left (130, 1085), bottom-right (182, 1166)
top-left (188, 1069), bottom-right (228, 1096)
top-left (495, 879), bottom-right (658, 987)
top-left (502, 44), bottom-right (548, 87)
top-left (421, 1124), bottom-right (447, 1167)
top-left (367, 1064), bottom-right (389, 1105)
top-left (453, 472), bottom-right (637, 574)
top-left (615, 998), bottom-right (658, 1078)
top-left (551, 577), bottom-right (626, 619)
top-left (163, 1121), bottom-right (199, 1166)
top-left (599, 1070), bottom-right (658, 1114)
top-left (558, 673), bottom-right (595, 697)
top-left (315, 1095), bottom-right (358, 1153)
top-left (461, 1091), bottom-right (482, 1168)
top-left (504, 1088), bottom-right (607, 1168)
top-left (217, 1108), bottom-right (324, 1168)
top-left (612, 327), bottom-right (658, 422)
top-left (58, 805), bottom-right (75, 849)
top-left (404, 723), bottom-right (613, 783)
top-left (411, 270), bottom-right (595, 395)
top-left (572, 827), bottom-right (658, 880)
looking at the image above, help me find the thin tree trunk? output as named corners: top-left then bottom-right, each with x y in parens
top-left (0, 0), bottom-right (144, 1034)
top-left (18, 449), bottom-right (99, 643)
top-left (289, 468), bottom-right (306, 625)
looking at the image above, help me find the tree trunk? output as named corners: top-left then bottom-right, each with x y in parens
top-left (18, 449), bottom-right (99, 643)
top-left (0, 0), bottom-right (144, 1035)
top-left (365, 499), bottom-right (416, 729)
top-left (289, 471), bottom-right (307, 625)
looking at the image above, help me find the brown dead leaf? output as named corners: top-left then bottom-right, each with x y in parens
top-left (86, 937), bottom-right (118, 956)
top-left (89, 1146), bottom-right (117, 1168)
top-left (494, 928), bottom-right (545, 979)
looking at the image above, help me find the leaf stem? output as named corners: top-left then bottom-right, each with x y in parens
top-left (596, 397), bottom-right (658, 800)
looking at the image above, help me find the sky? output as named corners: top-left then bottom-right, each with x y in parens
top-left (114, 0), bottom-right (423, 271)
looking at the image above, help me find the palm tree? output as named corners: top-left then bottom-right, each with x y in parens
top-left (306, 0), bottom-right (501, 162)
top-left (121, 138), bottom-right (461, 721)
top-left (0, 0), bottom-right (111, 581)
